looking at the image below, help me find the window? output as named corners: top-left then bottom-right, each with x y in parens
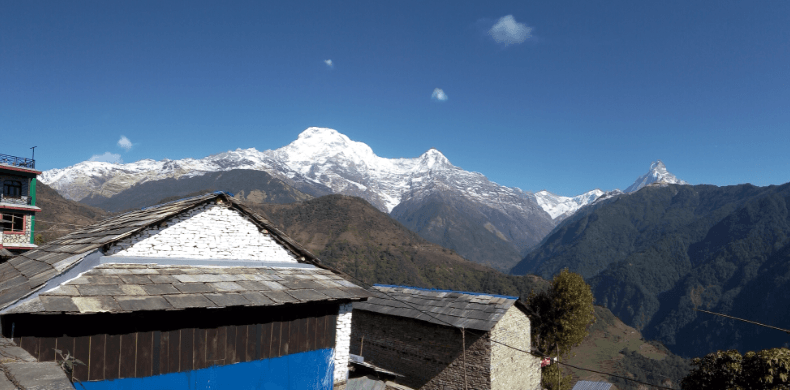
top-left (1, 213), bottom-right (24, 233)
top-left (2, 180), bottom-right (22, 198)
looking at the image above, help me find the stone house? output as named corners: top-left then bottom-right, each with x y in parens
top-left (0, 152), bottom-right (40, 259)
top-left (350, 285), bottom-right (542, 390)
top-left (0, 191), bottom-right (369, 389)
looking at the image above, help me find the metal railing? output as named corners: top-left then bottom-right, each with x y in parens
top-left (0, 154), bottom-right (35, 169)
top-left (0, 195), bottom-right (31, 206)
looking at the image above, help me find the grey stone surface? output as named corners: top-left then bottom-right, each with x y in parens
top-left (3, 361), bottom-right (74, 390)
top-left (353, 286), bottom-right (517, 332)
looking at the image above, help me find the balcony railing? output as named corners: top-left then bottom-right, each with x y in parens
top-left (0, 154), bottom-right (35, 169)
top-left (0, 195), bottom-right (32, 206)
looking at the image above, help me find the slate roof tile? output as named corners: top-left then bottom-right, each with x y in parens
top-left (173, 283), bottom-right (215, 294)
top-left (353, 285), bottom-right (520, 332)
top-left (116, 296), bottom-right (172, 311)
top-left (72, 296), bottom-right (121, 313)
top-left (204, 293), bottom-right (250, 308)
top-left (164, 293), bottom-right (217, 309)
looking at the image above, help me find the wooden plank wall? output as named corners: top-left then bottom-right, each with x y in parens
top-left (10, 304), bottom-right (338, 383)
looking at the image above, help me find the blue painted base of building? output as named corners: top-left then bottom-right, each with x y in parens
top-left (76, 348), bottom-right (335, 390)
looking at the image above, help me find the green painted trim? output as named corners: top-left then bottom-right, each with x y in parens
top-left (29, 178), bottom-right (36, 244)
top-left (30, 178), bottom-right (36, 206)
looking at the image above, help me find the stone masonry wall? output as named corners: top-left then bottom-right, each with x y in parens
top-left (490, 306), bottom-right (542, 390)
top-left (334, 303), bottom-right (353, 384)
top-left (351, 310), bottom-right (491, 390)
top-left (106, 203), bottom-right (298, 262)
top-left (1, 214), bottom-right (32, 245)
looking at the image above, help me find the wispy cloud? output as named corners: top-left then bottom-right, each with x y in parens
top-left (117, 135), bottom-right (132, 151)
top-left (489, 15), bottom-right (532, 46)
top-left (431, 88), bottom-right (448, 102)
top-left (324, 59), bottom-right (334, 69)
top-left (89, 152), bottom-right (122, 164)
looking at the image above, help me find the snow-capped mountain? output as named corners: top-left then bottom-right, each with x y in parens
top-left (532, 160), bottom-right (688, 220)
top-left (42, 127), bottom-right (542, 214)
top-left (625, 160), bottom-right (688, 193)
top-left (40, 128), bottom-right (690, 270)
top-left (534, 189), bottom-right (605, 220)
top-left (42, 127), bottom-right (556, 270)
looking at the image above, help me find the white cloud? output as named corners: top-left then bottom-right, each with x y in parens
top-left (89, 152), bottom-right (123, 164)
top-left (489, 15), bottom-right (532, 46)
top-left (431, 88), bottom-right (448, 102)
top-left (324, 59), bottom-right (333, 68)
top-left (117, 135), bottom-right (132, 151)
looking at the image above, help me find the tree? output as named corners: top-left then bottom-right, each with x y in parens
top-left (681, 348), bottom-right (790, 390)
top-left (527, 269), bottom-right (596, 390)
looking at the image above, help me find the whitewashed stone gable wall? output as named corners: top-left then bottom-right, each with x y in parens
top-left (490, 305), bottom-right (542, 390)
top-left (106, 203), bottom-right (298, 262)
top-left (333, 303), bottom-right (353, 384)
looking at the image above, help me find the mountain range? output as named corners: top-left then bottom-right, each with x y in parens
top-left (31, 182), bottom-right (690, 389)
top-left (41, 127), bottom-right (688, 270)
top-left (512, 182), bottom-right (790, 357)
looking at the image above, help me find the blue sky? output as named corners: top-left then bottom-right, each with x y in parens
top-left (2, 1), bottom-right (788, 196)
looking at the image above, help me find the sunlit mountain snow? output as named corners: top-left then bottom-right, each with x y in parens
top-left (41, 128), bottom-right (688, 222)
top-left (625, 160), bottom-right (689, 193)
top-left (534, 189), bottom-right (605, 220)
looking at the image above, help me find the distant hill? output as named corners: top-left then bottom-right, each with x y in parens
top-left (256, 194), bottom-right (548, 298)
top-left (81, 169), bottom-right (315, 212)
top-left (568, 306), bottom-right (690, 390)
top-left (512, 183), bottom-right (790, 357)
top-left (34, 182), bottom-right (110, 244)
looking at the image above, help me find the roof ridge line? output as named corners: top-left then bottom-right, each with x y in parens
top-left (373, 284), bottom-right (518, 300)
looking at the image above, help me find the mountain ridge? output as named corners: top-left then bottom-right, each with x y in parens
top-left (512, 182), bottom-right (790, 357)
top-left (41, 128), bottom-right (688, 270)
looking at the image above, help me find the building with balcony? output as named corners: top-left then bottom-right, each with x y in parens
top-left (0, 153), bottom-right (40, 259)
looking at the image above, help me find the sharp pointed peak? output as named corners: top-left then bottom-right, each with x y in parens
top-left (650, 160), bottom-right (667, 171)
top-left (626, 160), bottom-right (688, 193)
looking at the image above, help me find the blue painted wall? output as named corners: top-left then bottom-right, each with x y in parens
top-left (75, 348), bottom-right (335, 390)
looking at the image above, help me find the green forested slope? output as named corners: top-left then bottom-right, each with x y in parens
top-left (512, 183), bottom-right (790, 357)
top-left (256, 194), bottom-right (548, 298)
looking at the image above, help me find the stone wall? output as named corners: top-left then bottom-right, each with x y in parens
top-left (106, 203), bottom-right (298, 262)
top-left (334, 303), bottom-right (353, 384)
top-left (1, 214), bottom-right (32, 245)
top-left (490, 306), bottom-right (542, 390)
top-left (350, 310), bottom-right (491, 390)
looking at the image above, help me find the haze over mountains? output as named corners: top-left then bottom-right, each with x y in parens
top-left (41, 127), bottom-right (688, 270)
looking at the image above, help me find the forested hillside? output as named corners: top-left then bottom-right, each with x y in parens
top-left (512, 183), bottom-right (790, 357)
top-left (34, 182), bottom-right (110, 244)
top-left (256, 195), bottom-right (548, 298)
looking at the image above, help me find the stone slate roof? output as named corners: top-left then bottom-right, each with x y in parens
top-left (0, 337), bottom-right (73, 389)
top-left (571, 381), bottom-right (613, 390)
top-left (5, 263), bottom-right (370, 315)
top-left (0, 192), bottom-right (349, 313)
top-left (352, 285), bottom-right (523, 332)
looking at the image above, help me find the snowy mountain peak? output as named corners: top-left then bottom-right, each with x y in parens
top-left (625, 160), bottom-right (688, 193)
top-left (535, 188), bottom-right (605, 220)
top-left (417, 148), bottom-right (453, 170)
top-left (279, 127), bottom-right (377, 168)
